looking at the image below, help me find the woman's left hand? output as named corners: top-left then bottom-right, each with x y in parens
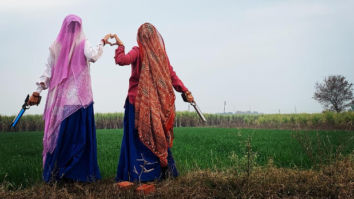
top-left (184, 91), bottom-right (194, 103)
top-left (111, 34), bottom-right (124, 46)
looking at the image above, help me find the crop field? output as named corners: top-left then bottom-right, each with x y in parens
top-left (0, 127), bottom-right (353, 189)
top-left (1, 111), bottom-right (353, 132)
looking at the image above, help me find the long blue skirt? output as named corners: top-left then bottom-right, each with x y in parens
top-left (116, 99), bottom-right (178, 182)
top-left (43, 103), bottom-right (101, 182)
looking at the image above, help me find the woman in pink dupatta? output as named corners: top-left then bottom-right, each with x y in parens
top-left (28, 14), bottom-right (108, 182)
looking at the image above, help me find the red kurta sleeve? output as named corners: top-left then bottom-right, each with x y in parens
top-left (169, 64), bottom-right (188, 93)
top-left (114, 46), bottom-right (139, 66)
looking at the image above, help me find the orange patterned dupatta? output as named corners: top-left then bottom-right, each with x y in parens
top-left (135, 23), bottom-right (176, 167)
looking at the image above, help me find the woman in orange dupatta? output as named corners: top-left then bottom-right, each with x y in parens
top-left (110, 23), bottom-right (194, 182)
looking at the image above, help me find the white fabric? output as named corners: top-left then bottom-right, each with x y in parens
top-left (35, 40), bottom-right (104, 93)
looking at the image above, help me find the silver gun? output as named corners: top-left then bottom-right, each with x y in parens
top-left (190, 101), bottom-right (207, 122)
top-left (182, 92), bottom-right (207, 122)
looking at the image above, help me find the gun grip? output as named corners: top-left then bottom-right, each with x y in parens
top-left (37, 96), bottom-right (42, 106)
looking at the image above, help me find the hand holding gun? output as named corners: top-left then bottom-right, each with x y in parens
top-left (181, 91), bottom-right (207, 122)
top-left (28, 92), bottom-right (41, 106)
top-left (10, 92), bottom-right (41, 128)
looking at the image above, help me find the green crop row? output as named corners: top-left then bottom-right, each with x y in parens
top-left (0, 111), bottom-right (353, 132)
top-left (175, 111), bottom-right (353, 130)
top-left (1, 128), bottom-right (353, 188)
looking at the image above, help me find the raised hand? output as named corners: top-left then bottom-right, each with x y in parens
top-left (110, 34), bottom-right (124, 46)
top-left (102, 34), bottom-right (113, 46)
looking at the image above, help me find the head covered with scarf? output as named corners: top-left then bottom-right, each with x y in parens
top-left (42, 14), bottom-right (93, 165)
top-left (135, 23), bottom-right (176, 167)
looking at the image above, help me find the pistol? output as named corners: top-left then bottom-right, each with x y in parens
top-left (181, 93), bottom-right (207, 122)
top-left (10, 95), bottom-right (30, 128)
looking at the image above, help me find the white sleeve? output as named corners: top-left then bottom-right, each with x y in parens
top-left (35, 49), bottom-right (54, 93)
top-left (84, 40), bottom-right (104, 63)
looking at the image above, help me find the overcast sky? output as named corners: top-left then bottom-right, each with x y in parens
top-left (0, 0), bottom-right (353, 115)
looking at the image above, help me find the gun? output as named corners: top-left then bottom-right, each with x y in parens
top-left (181, 93), bottom-right (207, 122)
top-left (10, 95), bottom-right (30, 128)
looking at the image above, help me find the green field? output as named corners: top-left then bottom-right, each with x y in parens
top-left (0, 128), bottom-right (353, 188)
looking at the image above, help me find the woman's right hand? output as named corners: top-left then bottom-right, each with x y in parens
top-left (102, 34), bottom-right (112, 46)
top-left (28, 92), bottom-right (41, 106)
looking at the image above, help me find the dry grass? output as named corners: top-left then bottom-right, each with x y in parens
top-left (1, 157), bottom-right (353, 199)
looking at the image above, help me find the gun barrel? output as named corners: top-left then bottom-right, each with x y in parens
top-left (10, 94), bottom-right (30, 128)
top-left (191, 102), bottom-right (207, 122)
top-left (11, 108), bottom-right (26, 128)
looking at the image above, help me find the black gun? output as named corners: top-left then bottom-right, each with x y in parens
top-left (10, 95), bottom-right (30, 128)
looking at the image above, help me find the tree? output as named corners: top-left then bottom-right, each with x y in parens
top-left (313, 75), bottom-right (353, 113)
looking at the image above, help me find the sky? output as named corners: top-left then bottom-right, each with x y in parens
top-left (0, 0), bottom-right (353, 115)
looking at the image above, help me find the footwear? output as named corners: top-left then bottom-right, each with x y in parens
top-left (160, 166), bottom-right (168, 180)
top-left (116, 181), bottom-right (134, 190)
top-left (136, 183), bottom-right (155, 195)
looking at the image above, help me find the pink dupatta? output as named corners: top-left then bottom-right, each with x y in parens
top-left (42, 15), bottom-right (93, 165)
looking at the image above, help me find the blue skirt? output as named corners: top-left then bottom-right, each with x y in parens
top-left (43, 103), bottom-right (101, 182)
top-left (116, 99), bottom-right (178, 182)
